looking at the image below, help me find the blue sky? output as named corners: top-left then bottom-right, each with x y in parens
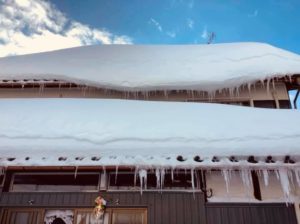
top-left (52, 0), bottom-right (300, 53)
top-left (1, 0), bottom-right (300, 56)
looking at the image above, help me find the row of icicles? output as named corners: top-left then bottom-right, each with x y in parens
top-left (0, 165), bottom-right (299, 203)
top-left (2, 75), bottom-right (295, 100)
top-left (101, 165), bottom-right (300, 204)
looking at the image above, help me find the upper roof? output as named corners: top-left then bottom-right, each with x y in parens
top-left (0, 42), bottom-right (300, 92)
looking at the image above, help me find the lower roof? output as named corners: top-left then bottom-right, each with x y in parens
top-left (0, 98), bottom-right (299, 168)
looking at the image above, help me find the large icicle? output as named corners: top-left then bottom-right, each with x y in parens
top-left (240, 169), bottom-right (253, 199)
top-left (115, 165), bottom-right (119, 184)
top-left (221, 169), bottom-right (231, 193)
top-left (138, 169), bottom-right (147, 195)
top-left (263, 169), bottom-right (269, 187)
top-left (294, 169), bottom-right (300, 187)
top-left (160, 169), bottom-right (165, 190)
top-left (278, 168), bottom-right (291, 203)
top-left (191, 169), bottom-right (195, 194)
top-left (155, 169), bottom-right (160, 189)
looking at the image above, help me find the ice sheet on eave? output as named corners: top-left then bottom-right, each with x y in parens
top-left (0, 42), bottom-right (300, 92)
top-left (0, 98), bottom-right (300, 167)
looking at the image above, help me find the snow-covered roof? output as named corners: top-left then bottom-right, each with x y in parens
top-left (0, 99), bottom-right (299, 168)
top-left (0, 42), bottom-right (300, 92)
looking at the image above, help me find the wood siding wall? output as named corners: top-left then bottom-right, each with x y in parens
top-left (0, 192), bottom-right (206, 224)
top-left (0, 192), bottom-right (298, 224)
top-left (206, 203), bottom-right (298, 224)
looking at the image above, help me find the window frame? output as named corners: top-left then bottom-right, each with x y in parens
top-left (9, 172), bottom-right (101, 192)
top-left (107, 171), bottom-right (201, 192)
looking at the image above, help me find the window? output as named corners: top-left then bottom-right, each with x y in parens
top-left (0, 209), bottom-right (43, 224)
top-left (111, 208), bottom-right (147, 224)
top-left (220, 101), bottom-right (250, 107)
top-left (187, 99), bottom-right (251, 107)
top-left (75, 208), bottom-right (147, 224)
top-left (108, 171), bottom-right (197, 191)
top-left (10, 173), bottom-right (100, 192)
top-left (75, 209), bottom-right (109, 224)
top-left (253, 100), bottom-right (277, 108)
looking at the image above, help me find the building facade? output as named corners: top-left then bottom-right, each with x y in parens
top-left (0, 43), bottom-right (300, 224)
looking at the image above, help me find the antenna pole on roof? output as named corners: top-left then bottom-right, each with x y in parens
top-left (207, 32), bottom-right (216, 44)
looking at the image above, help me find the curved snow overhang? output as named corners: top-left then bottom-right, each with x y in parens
top-left (1, 43), bottom-right (300, 92)
top-left (0, 98), bottom-right (299, 168)
top-left (1, 155), bottom-right (299, 170)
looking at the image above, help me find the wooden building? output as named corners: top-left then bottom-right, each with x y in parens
top-left (0, 43), bottom-right (300, 224)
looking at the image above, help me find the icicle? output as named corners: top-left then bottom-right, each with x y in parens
top-left (287, 169), bottom-right (295, 188)
top-left (260, 79), bottom-right (265, 88)
top-left (115, 166), bottom-right (119, 184)
top-left (263, 169), bottom-right (269, 186)
top-left (236, 86), bottom-right (240, 97)
top-left (191, 169), bottom-right (195, 192)
top-left (294, 169), bottom-right (300, 187)
top-left (275, 170), bottom-right (280, 180)
top-left (191, 90), bottom-right (195, 99)
top-left (272, 78), bottom-right (276, 90)
top-left (155, 168), bottom-right (160, 189)
top-left (171, 168), bottom-right (174, 183)
top-left (221, 169), bottom-right (230, 193)
top-left (102, 166), bottom-right (106, 178)
top-left (134, 167), bottom-right (138, 187)
top-left (278, 168), bottom-right (291, 203)
top-left (228, 88), bottom-right (234, 99)
top-left (39, 83), bottom-right (44, 94)
top-left (288, 75), bottom-right (292, 83)
top-left (160, 169), bottom-right (165, 190)
top-left (240, 169), bottom-right (253, 199)
top-left (266, 78), bottom-right (270, 95)
top-left (74, 166), bottom-right (78, 179)
top-left (247, 82), bottom-right (251, 93)
top-left (138, 169), bottom-right (147, 195)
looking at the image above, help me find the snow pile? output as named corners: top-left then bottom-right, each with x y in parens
top-left (0, 42), bottom-right (300, 91)
top-left (0, 98), bottom-right (299, 163)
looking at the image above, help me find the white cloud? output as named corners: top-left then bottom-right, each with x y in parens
top-left (166, 31), bottom-right (176, 38)
top-left (0, 0), bottom-right (132, 57)
top-left (149, 18), bottom-right (163, 32)
top-left (248, 9), bottom-right (259, 18)
top-left (201, 27), bottom-right (208, 39)
top-left (187, 18), bottom-right (194, 29)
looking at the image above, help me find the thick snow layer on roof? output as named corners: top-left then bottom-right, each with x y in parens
top-left (0, 42), bottom-right (300, 91)
top-left (0, 99), bottom-right (299, 167)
